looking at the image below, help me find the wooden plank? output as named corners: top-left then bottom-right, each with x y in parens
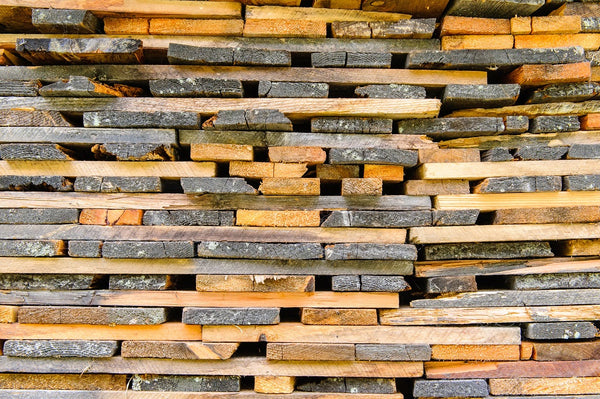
top-left (0, 306), bottom-right (17, 323)
top-left (431, 345), bottom-right (520, 361)
top-left (0, 97), bottom-right (441, 121)
top-left (0, 161), bottom-right (216, 178)
top-left (255, 376), bottom-right (295, 394)
top-left (426, 360), bottom-right (600, 379)
top-left (0, 291), bottom-right (398, 308)
top-left (417, 160), bottom-right (600, 180)
top-left (440, 16), bottom-right (511, 35)
top-left (515, 34), bottom-right (600, 50)
top-left (0, 374), bottom-right (126, 390)
top-left (380, 305), bottom-right (600, 325)
top-left (557, 239), bottom-right (600, 256)
top-left (0, 225), bottom-right (410, 243)
top-left (0, 322), bottom-right (201, 340)
top-left (445, 0), bottom-right (544, 18)
top-left (149, 19), bottom-right (243, 36)
top-left (301, 309), bottom-right (378, 325)
top-left (490, 377), bottom-right (600, 395)
top-left (104, 17), bottom-right (149, 35)
top-left (196, 275), bottom-right (314, 292)
top-left (203, 323), bottom-right (521, 344)
top-left (0, 0), bottom-right (242, 18)
top-left (416, 257), bottom-right (600, 278)
top-left (411, 289), bottom-right (600, 308)
top-left (361, 0), bottom-right (448, 18)
top-left (122, 341), bottom-right (239, 360)
top-left (448, 100), bottom-right (600, 118)
top-left (439, 131), bottom-right (600, 150)
top-left (533, 341), bottom-right (600, 361)
top-left (236, 210), bottom-right (321, 227)
top-left (245, 6), bottom-right (409, 22)
top-left (492, 206), bottom-right (600, 224)
top-left (0, 65), bottom-right (483, 88)
top-left (442, 35), bottom-right (514, 51)
top-left (0, 391), bottom-right (407, 398)
top-left (267, 343), bottom-right (355, 361)
top-left (0, 356), bottom-right (422, 378)
top-left (410, 223), bottom-right (600, 244)
top-left (18, 306), bottom-right (167, 324)
top-left (0, 127), bottom-right (176, 145)
top-left (0, 257), bottom-right (414, 276)
top-left (243, 20), bottom-right (327, 38)
top-left (435, 192), bottom-right (600, 211)
top-left (505, 62), bottom-right (592, 87)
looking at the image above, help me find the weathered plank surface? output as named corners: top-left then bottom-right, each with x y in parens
top-left (182, 307), bottom-right (280, 325)
top-left (130, 375), bottom-right (240, 392)
top-left (122, 341), bottom-right (239, 360)
top-left (18, 306), bottom-right (168, 325)
top-left (3, 340), bottom-right (118, 358)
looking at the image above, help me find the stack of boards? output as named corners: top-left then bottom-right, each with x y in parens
top-left (1, 0), bottom-right (600, 397)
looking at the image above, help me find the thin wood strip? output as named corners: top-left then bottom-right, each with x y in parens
top-left (434, 192), bottom-right (600, 211)
top-left (0, 291), bottom-right (399, 308)
top-left (0, 391), bottom-right (407, 398)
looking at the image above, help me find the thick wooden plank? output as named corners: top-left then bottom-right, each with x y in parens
top-left (0, 374), bottom-right (125, 390)
top-left (439, 131), bottom-right (600, 150)
top-left (0, 161), bottom-right (215, 178)
top-left (245, 6), bottom-right (408, 22)
top-left (411, 224), bottom-right (600, 244)
top-left (448, 100), bottom-right (600, 118)
top-left (122, 341), bottom-right (239, 360)
top-left (0, 291), bottom-right (398, 308)
top-left (255, 376), bottom-right (295, 394)
top-left (361, 0), bottom-right (448, 18)
top-left (0, 257), bottom-right (414, 276)
top-left (0, 65), bottom-right (484, 88)
top-left (0, 127), bottom-right (176, 145)
top-left (493, 206), bottom-right (600, 224)
top-left (426, 360), bottom-right (600, 379)
top-left (533, 341), bottom-right (600, 361)
top-left (149, 19), bottom-right (243, 36)
top-left (0, 0), bottom-right (241, 18)
top-left (267, 343), bottom-right (355, 361)
top-left (0, 322), bottom-right (201, 340)
top-left (417, 160), bottom-right (600, 180)
top-left (0, 97), bottom-right (441, 121)
top-left (0, 356), bottom-right (422, 378)
top-left (380, 305), bottom-right (600, 325)
top-left (431, 345), bottom-right (520, 361)
top-left (243, 20), bottom-right (327, 38)
top-left (446, 0), bottom-right (544, 18)
top-left (203, 323), bottom-right (521, 344)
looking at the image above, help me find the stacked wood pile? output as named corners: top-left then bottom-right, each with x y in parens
top-left (0, 0), bottom-right (600, 397)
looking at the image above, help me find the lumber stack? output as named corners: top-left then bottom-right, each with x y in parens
top-left (0, 0), bottom-right (599, 398)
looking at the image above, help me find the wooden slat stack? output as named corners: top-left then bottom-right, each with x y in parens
top-left (0, 0), bottom-right (599, 397)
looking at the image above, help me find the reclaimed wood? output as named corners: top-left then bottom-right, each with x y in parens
top-left (533, 341), bottom-right (600, 361)
top-left (245, 6), bottom-right (408, 22)
top-left (0, 356), bottom-right (422, 378)
top-left (448, 100), bottom-right (600, 118)
top-left (0, 97), bottom-right (441, 121)
top-left (0, 374), bottom-right (126, 390)
top-left (122, 341), bottom-right (239, 360)
top-left (202, 323), bottom-right (521, 344)
top-left (431, 345), bottom-right (520, 361)
top-left (0, 291), bottom-right (398, 308)
top-left (0, 65), bottom-right (483, 87)
top-left (0, 391), bottom-right (407, 398)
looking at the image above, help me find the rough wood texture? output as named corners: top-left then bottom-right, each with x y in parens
top-left (255, 376), bottom-right (295, 394)
top-left (259, 178), bottom-right (320, 195)
top-left (431, 345), bottom-right (520, 361)
top-left (245, 6), bottom-right (409, 22)
top-left (490, 377), bottom-right (600, 395)
top-left (301, 309), bottom-right (378, 325)
top-left (149, 19), bottom-right (244, 36)
top-left (267, 343), bottom-right (356, 361)
top-left (0, 374), bottom-right (126, 390)
top-left (442, 34), bottom-right (514, 51)
top-left (440, 16), bottom-right (511, 35)
top-left (31, 9), bottom-right (101, 34)
top-left (18, 306), bottom-right (168, 325)
top-left (446, 0), bottom-right (544, 18)
top-left (121, 341), bottom-right (239, 360)
top-left (196, 275), bottom-right (315, 292)
top-left (3, 340), bottom-right (118, 358)
top-left (533, 342), bottom-right (600, 361)
top-left (130, 375), bottom-right (240, 392)
top-left (183, 307), bottom-right (280, 325)
top-left (493, 206), bottom-right (600, 224)
top-left (505, 62), bottom-right (592, 87)
top-left (243, 19), bottom-right (327, 38)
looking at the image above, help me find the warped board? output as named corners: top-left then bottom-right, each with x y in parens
top-left (202, 323), bottom-right (521, 344)
top-left (439, 131), bottom-right (600, 150)
top-left (0, 35), bottom-right (441, 55)
top-left (0, 322), bottom-right (202, 340)
top-left (0, 192), bottom-right (431, 211)
top-left (425, 360), bottom-right (600, 379)
top-left (0, 98), bottom-right (441, 120)
top-left (244, 6), bottom-right (410, 21)
top-left (0, 0), bottom-right (241, 18)
top-left (415, 257), bottom-right (600, 278)
top-left (434, 192), bottom-right (600, 211)
top-left (379, 305), bottom-right (600, 325)
top-left (0, 257), bottom-right (415, 276)
top-left (0, 127), bottom-right (177, 145)
top-left (410, 224), bottom-right (600, 244)
top-left (0, 65), bottom-right (483, 88)
top-left (0, 161), bottom-right (216, 178)
top-left (417, 160), bottom-right (600, 180)
top-left (0, 391), bottom-right (407, 398)
top-left (0, 290), bottom-right (398, 308)
top-left (448, 100), bottom-right (600, 118)
top-left (0, 356), bottom-right (422, 378)
top-left (0, 225), bottom-right (408, 243)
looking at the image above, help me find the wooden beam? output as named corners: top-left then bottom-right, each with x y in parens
top-left (0, 322), bottom-right (201, 340)
top-left (0, 97), bottom-right (441, 120)
top-left (435, 192), bottom-right (600, 211)
top-left (410, 223), bottom-right (600, 244)
top-left (380, 305), bottom-right (600, 325)
top-left (245, 5), bottom-right (409, 22)
top-left (0, 161), bottom-right (216, 178)
top-left (417, 160), bottom-right (600, 180)
top-left (0, 291), bottom-right (399, 308)
top-left (0, 65), bottom-right (483, 88)
top-left (0, 356), bottom-right (422, 378)
top-left (0, 225), bottom-right (407, 244)
top-left (0, 257), bottom-right (414, 276)
top-left (426, 360), bottom-right (600, 379)
top-left (0, 192), bottom-right (429, 211)
top-left (0, 0), bottom-right (242, 18)
top-left (202, 323), bottom-right (521, 344)
top-left (0, 391), bottom-right (405, 398)
top-left (415, 257), bottom-right (600, 278)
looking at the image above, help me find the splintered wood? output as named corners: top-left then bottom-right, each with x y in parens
top-left (0, 1), bottom-right (598, 398)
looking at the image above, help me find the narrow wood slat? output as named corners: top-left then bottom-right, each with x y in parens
top-left (0, 356), bottom-right (422, 378)
top-left (0, 225), bottom-right (407, 244)
top-left (0, 391), bottom-right (406, 398)
top-left (426, 360), bottom-right (600, 379)
top-left (244, 5), bottom-right (409, 21)
top-left (410, 224), bottom-right (600, 244)
top-left (0, 161), bottom-right (216, 178)
top-left (0, 290), bottom-right (398, 308)
top-left (417, 160), bottom-right (600, 180)
top-left (435, 192), bottom-right (600, 211)
top-left (0, 97), bottom-right (441, 120)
